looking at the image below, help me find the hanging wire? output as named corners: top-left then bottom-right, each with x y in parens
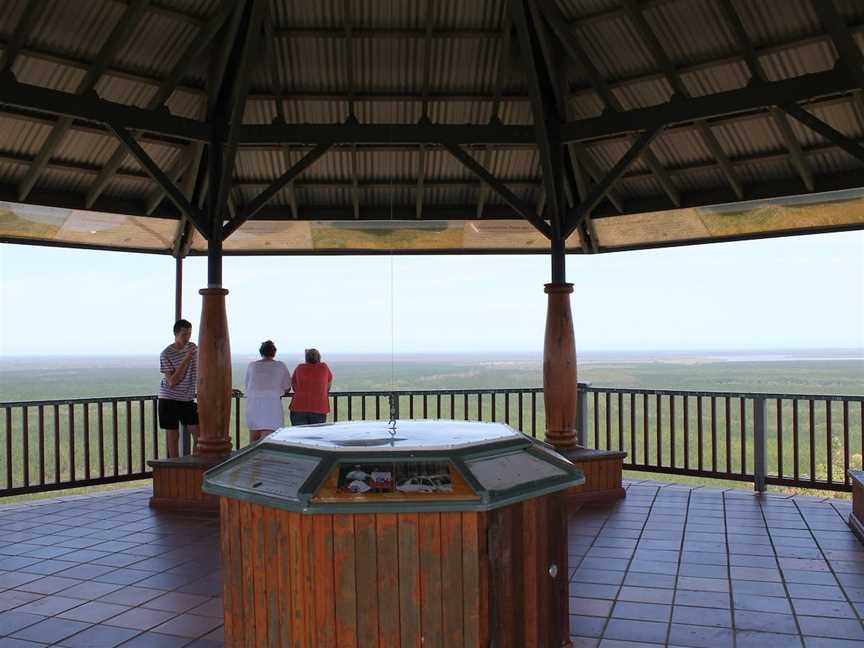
top-left (387, 0), bottom-right (397, 434)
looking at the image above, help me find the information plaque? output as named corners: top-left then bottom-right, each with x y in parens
top-left (209, 450), bottom-right (319, 500)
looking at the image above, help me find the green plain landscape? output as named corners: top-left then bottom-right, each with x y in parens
top-left (1, 350), bottom-right (862, 500)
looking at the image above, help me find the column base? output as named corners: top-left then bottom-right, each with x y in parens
top-left (148, 456), bottom-right (226, 514)
top-left (562, 447), bottom-right (627, 508)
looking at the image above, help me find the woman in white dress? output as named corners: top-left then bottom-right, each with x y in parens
top-left (244, 340), bottom-right (291, 443)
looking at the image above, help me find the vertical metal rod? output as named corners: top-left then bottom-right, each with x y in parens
top-left (710, 396), bottom-right (717, 472)
top-left (83, 403), bottom-right (90, 479)
top-left (683, 396), bottom-right (689, 470)
top-left (450, 393), bottom-right (455, 420)
top-left (754, 397), bottom-right (767, 492)
top-left (826, 399), bottom-right (832, 484)
top-left (531, 392), bottom-right (536, 436)
top-left (740, 398), bottom-right (746, 475)
top-left (22, 406), bottom-right (29, 488)
top-left (112, 401), bottom-right (119, 477)
top-left (776, 398), bottom-right (783, 479)
top-left (125, 400), bottom-right (132, 475)
top-left (725, 397), bottom-right (731, 475)
top-left (175, 256), bottom-right (183, 321)
top-left (793, 399), bottom-right (799, 482)
top-left (518, 393), bottom-right (524, 434)
top-left (642, 394), bottom-right (648, 465)
top-left (605, 392), bottom-right (611, 450)
top-left (629, 392), bottom-right (636, 465)
top-left (550, 233), bottom-right (565, 284)
top-left (54, 404), bottom-right (60, 483)
top-left (69, 403), bottom-right (75, 482)
top-left (38, 405), bottom-right (45, 486)
top-left (697, 397), bottom-right (704, 471)
top-left (348, 395), bottom-right (353, 421)
top-left (375, 395), bottom-right (380, 420)
top-left (139, 399), bottom-right (145, 473)
top-left (422, 394), bottom-right (428, 419)
top-left (98, 403), bottom-right (105, 477)
top-left (618, 392), bottom-right (624, 453)
top-left (151, 398), bottom-right (158, 462)
top-left (465, 393), bottom-right (470, 422)
top-left (504, 392), bottom-right (510, 425)
top-left (670, 395), bottom-right (675, 468)
top-left (593, 391), bottom-right (599, 448)
top-left (656, 393), bottom-right (662, 467)
top-left (809, 399), bottom-right (815, 483)
top-left (843, 400), bottom-right (850, 485)
top-left (333, 396), bottom-right (338, 422)
top-left (4, 407), bottom-right (11, 489)
top-left (361, 396), bottom-right (367, 420)
top-left (491, 394), bottom-right (497, 422)
top-left (437, 393), bottom-right (442, 419)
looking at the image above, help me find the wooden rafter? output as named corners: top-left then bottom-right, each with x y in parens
top-left (85, 1), bottom-right (234, 210)
top-left (443, 142), bottom-right (551, 238)
top-left (17, 0), bottom-right (152, 202)
top-left (537, 0), bottom-right (680, 208)
top-left (621, 0), bottom-right (743, 200)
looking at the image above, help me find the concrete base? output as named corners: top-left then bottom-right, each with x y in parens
top-left (148, 455), bottom-right (227, 514)
top-left (564, 447), bottom-right (627, 508)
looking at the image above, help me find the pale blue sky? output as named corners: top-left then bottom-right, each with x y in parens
top-left (1, 231), bottom-right (862, 356)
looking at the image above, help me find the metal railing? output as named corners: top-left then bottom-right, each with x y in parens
top-left (1, 385), bottom-right (862, 496)
top-left (580, 386), bottom-right (864, 492)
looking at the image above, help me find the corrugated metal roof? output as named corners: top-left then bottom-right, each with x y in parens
top-left (0, 0), bottom-right (862, 255)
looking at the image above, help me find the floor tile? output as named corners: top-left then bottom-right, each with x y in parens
top-left (10, 617), bottom-right (92, 644)
top-left (735, 630), bottom-right (803, 648)
top-left (667, 623), bottom-right (733, 648)
top-left (56, 624), bottom-right (140, 648)
top-left (603, 619), bottom-right (668, 644)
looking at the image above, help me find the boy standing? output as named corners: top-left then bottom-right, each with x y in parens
top-left (158, 319), bottom-right (199, 457)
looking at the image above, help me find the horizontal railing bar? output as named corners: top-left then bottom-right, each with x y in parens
top-left (4, 386), bottom-right (861, 409)
top-left (581, 386), bottom-right (864, 402)
top-left (0, 472), bottom-right (153, 498)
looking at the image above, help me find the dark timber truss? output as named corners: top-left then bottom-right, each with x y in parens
top-left (0, 0), bottom-right (863, 275)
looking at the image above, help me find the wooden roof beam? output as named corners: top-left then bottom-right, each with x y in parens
top-left (565, 127), bottom-right (662, 238)
top-left (509, 0), bottom-right (566, 253)
top-left (443, 142), bottom-right (551, 237)
top-left (17, 0), bottom-right (152, 202)
top-left (537, 0), bottom-right (680, 207)
top-left (85, 1), bottom-right (234, 209)
top-left (621, 0), bottom-right (743, 200)
top-left (717, 0), bottom-right (814, 192)
top-left (0, 1), bottom-right (44, 73)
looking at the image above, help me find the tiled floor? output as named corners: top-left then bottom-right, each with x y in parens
top-left (1, 481), bottom-right (862, 647)
top-left (0, 488), bottom-right (222, 647)
top-left (570, 479), bottom-right (864, 648)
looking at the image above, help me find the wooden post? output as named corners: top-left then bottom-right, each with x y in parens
top-left (195, 287), bottom-right (233, 458)
top-left (543, 282), bottom-right (578, 451)
top-left (174, 256), bottom-right (183, 321)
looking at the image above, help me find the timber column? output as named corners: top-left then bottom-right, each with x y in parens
top-left (543, 282), bottom-right (578, 451)
top-left (195, 286), bottom-right (232, 457)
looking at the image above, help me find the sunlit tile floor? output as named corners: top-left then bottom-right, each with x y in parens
top-left (570, 479), bottom-right (864, 648)
top-left (0, 481), bottom-right (861, 647)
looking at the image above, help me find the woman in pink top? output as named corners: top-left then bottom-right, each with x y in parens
top-left (289, 348), bottom-right (333, 426)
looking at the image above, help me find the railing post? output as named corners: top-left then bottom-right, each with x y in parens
top-left (576, 382), bottom-right (591, 447)
top-left (754, 397), bottom-right (767, 492)
top-left (388, 392), bottom-right (399, 422)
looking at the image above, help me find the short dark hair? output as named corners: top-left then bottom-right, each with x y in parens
top-left (305, 348), bottom-right (321, 364)
top-left (173, 319), bottom-right (192, 334)
top-left (260, 340), bottom-right (277, 358)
